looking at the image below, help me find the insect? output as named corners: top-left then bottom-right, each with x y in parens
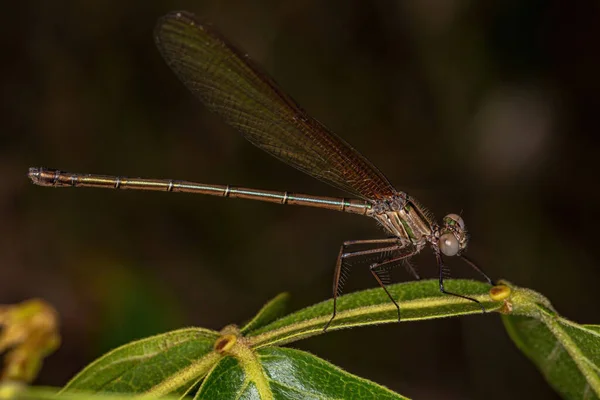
top-left (29, 11), bottom-right (494, 330)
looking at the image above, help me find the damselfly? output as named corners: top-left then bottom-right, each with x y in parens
top-left (29, 11), bottom-right (494, 330)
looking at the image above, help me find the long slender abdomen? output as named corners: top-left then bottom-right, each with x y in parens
top-left (27, 167), bottom-right (372, 215)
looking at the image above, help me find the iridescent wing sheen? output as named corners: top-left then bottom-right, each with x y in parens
top-left (154, 11), bottom-right (397, 200)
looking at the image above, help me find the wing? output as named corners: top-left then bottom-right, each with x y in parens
top-left (154, 11), bottom-right (397, 200)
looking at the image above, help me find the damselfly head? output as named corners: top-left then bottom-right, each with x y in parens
top-left (438, 213), bottom-right (468, 256)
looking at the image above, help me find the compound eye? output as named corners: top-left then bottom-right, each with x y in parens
top-left (439, 233), bottom-right (459, 256)
top-left (445, 213), bottom-right (465, 230)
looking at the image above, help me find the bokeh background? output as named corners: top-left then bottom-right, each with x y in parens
top-left (3, 0), bottom-right (600, 398)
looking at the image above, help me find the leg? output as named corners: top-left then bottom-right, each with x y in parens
top-left (369, 248), bottom-right (419, 322)
top-left (459, 254), bottom-right (495, 285)
top-left (323, 239), bottom-right (405, 332)
top-left (341, 238), bottom-right (401, 246)
top-left (404, 259), bottom-right (421, 280)
top-left (437, 252), bottom-right (486, 313)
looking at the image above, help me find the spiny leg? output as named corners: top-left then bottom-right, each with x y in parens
top-left (323, 238), bottom-right (403, 332)
top-left (436, 252), bottom-right (486, 313)
top-left (459, 254), bottom-right (495, 285)
top-left (333, 240), bottom-right (403, 313)
top-left (403, 259), bottom-right (421, 280)
top-left (341, 238), bottom-right (401, 247)
top-left (369, 248), bottom-right (418, 322)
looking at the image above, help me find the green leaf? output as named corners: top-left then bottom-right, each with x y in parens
top-left (497, 281), bottom-right (600, 399)
top-left (60, 280), bottom-right (504, 399)
top-left (0, 384), bottom-right (174, 400)
top-left (247, 279), bottom-right (500, 348)
top-left (196, 347), bottom-right (406, 399)
top-left (62, 328), bottom-right (220, 396)
top-left (240, 293), bottom-right (290, 335)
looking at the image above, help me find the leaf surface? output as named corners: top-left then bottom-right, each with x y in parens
top-left (504, 311), bottom-right (600, 399)
top-left (61, 280), bottom-right (503, 399)
top-left (196, 347), bottom-right (407, 399)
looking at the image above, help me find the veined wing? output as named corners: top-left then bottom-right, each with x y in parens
top-left (154, 11), bottom-right (396, 200)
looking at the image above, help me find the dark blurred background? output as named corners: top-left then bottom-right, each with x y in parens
top-left (2, 0), bottom-right (600, 398)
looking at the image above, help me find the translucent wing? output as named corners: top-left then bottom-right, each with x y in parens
top-left (154, 11), bottom-right (397, 200)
